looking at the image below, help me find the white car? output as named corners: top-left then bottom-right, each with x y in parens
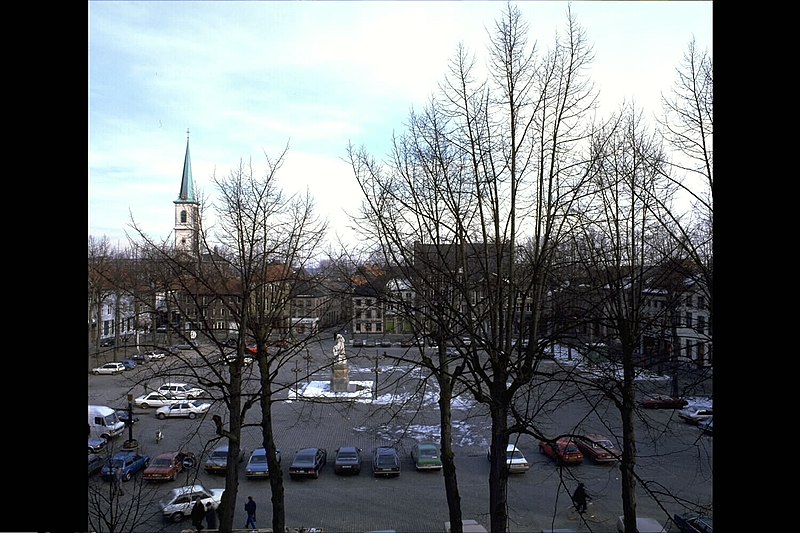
top-left (155, 400), bottom-right (211, 420)
top-left (159, 484), bottom-right (224, 522)
top-left (487, 444), bottom-right (530, 474)
top-left (134, 392), bottom-right (177, 409)
top-left (91, 362), bottom-right (126, 375)
top-left (157, 382), bottom-right (207, 400)
top-left (677, 407), bottom-right (713, 425)
top-left (143, 350), bottom-right (167, 360)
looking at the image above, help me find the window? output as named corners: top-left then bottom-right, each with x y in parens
top-left (697, 316), bottom-right (705, 334)
top-left (180, 210), bottom-right (187, 223)
top-left (685, 295), bottom-right (692, 307)
top-left (376, 324), bottom-right (382, 332)
top-left (685, 312), bottom-right (693, 327)
top-left (355, 299), bottom-right (362, 307)
top-left (697, 295), bottom-right (705, 309)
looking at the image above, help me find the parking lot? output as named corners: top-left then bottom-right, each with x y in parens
top-left (88, 340), bottom-right (712, 532)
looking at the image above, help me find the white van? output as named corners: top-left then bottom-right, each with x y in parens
top-left (88, 405), bottom-right (125, 440)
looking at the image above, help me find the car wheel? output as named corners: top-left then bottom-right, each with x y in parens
top-left (123, 472), bottom-right (131, 482)
top-left (313, 471), bottom-right (319, 479)
top-left (170, 512), bottom-right (184, 523)
top-left (157, 413), bottom-right (166, 420)
top-left (93, 371), bottom-right (99, 375)
top-left (140, 403), bottom-right (149, 409)
top-left (189, 413), bottom-right (197, 419)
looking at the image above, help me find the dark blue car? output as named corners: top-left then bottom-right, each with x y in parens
top-left (100, 451), bottom-right (150, 482)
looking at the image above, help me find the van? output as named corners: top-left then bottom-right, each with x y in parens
top-left (88, 405), bottom-right (125, 440)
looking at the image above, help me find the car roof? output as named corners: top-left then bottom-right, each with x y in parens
top-left (153, 451), bottom-right (180, 460)
top-left (506, 444), bottom-right (521, 451)
top-left (169, 484), bottom-right (208, 496)
top-left (338, 446), bottom-right (359, 452)
top-left (251, 447), bottom-right (266, 455)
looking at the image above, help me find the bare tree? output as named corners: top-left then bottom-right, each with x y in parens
top-left (349, 5), bottom-right (599, 531)
top-left (655, 38), bottom-right (713, 336)
top-left (209, 145), bottom-right (328, 532)
top-left (567, 102), bottom-right (683, 532)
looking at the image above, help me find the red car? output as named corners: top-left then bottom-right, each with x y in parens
top-left (640, 395), bottom-right (689, 409)
top-left (143, 451), bottom-right (196, 482)
top-left (575, 434), bottom-right (620, 464)
top-left (538, 438), bottom-right (583, 465)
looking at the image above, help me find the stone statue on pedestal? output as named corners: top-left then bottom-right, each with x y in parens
top-left (333, 333), bottom-right (347, 364)
top-left (331, 333), bottom-right (350, 392)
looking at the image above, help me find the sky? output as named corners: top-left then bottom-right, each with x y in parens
top-left (289, 343), bottom-right (713, 446)
top-left (88, 1), bottom-right (713, 251)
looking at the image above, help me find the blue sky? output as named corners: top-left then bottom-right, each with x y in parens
top-left (88, 1), bottom-right (713, 250)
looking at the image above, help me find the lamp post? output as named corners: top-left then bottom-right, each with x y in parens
top-left (122, 393), bottom-right (137, 449)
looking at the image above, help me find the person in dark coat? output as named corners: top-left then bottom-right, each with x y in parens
top-left (205, 501), bottom-right (217, 530)
top-left (191, 499), bottom-right (206, 532)
top-left (244, 495), bottom-right (257, 528)
top-left (572, 482), bottom-right (590, 513)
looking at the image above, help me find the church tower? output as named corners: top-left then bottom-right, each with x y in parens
top-left (174, 129), bottom-right (200, 257)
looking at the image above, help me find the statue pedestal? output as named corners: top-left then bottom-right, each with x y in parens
top-left (331, 362), bottom-right (350, 392)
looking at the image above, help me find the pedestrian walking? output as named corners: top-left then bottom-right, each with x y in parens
top-left (571, 482), bottom-right (590, 514)
top-left (114, 466), bottom-right (124, 496)
top-left (205, 501), bottom-right (217, 530)
top-left (191, 499), bottom-right (206, 532)
top-left (244, 495), bottom-right (257, 529)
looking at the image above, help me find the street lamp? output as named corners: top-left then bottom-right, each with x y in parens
top-left (122, 394), bottom-right (137, 450)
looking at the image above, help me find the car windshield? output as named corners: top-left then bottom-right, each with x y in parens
top-left (189, 400), bottom-right (203, 408)
top-left (507, 450), bottom-right (524, 460)
top-left (110, 459), bottom-right (125, 468)
top-left (250, 455), bottom-right (267, 464)
top-left (419, 448), bottom-right (438, 458)
top-left (211, 451), bottom-right (227, 460)
top-left (565, 443), bottom-right (580, 453)
top-left (296, 453), bottom-right (315, 463)
top-left (151, 457), bottom-right (172, 467)
top-left (338, 451), bottom-right (358, 460)
top-left (595, 440), bottom-right (614, 449)
top-left (377, 453), bottom-right (396, 466)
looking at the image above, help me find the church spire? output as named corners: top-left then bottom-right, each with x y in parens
top-left (177, 128), bottom-right (196, 203)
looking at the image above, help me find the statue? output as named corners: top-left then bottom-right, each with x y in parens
top-left (333, 334), bottom-right (347, 365)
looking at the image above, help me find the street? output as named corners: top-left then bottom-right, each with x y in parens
top-left (88, 339), bottom-right (712, 532)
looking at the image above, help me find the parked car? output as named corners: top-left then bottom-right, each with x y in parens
top-left (156, 382), bottom-right (207, 400)
top-left (575, 434), bottom-right (620, 464)
top-left (399, 337), bottom-right (415, 347)
top-left (379, 338), bottom-right (392, 347)
top-left (487, 444), bottom-right (530, 474)
top-left (131, 353), bottom-right (151, 364)
top-left (698, 418), bottom-right (713, 435)
top-left (159, 484), bottom-right (224, 522)
top-left (333, 446), bottom-right (362, 475)
top-left (120, 358), bottom-right (137, 370)
top-left (134, 392), bottom-right (177, 409)
top-left (363, 338), bottom-right (377, 348)
top-left (289, 447), bottom-right (328, 479)
top-left (640, 395), bottom-right (689, 409)
top-left (91, 362), bottom-right (126, 375)
top-left (204, 444), bottom-right (245, 475)
top-left (100, 337), bottom-right (115, 347)
top-left (145, 350), bottom-right (167, 360)
top-left (616, 516), bottom-right (667, 532)
top-left (220, 352), bottom-right (254, 366)
top-left (115, 409), bottom-right (140, 425)
top-left (460, 336), bottom-right (472, 347)
top-left (539, 438), bottom-right (584, 465)
top-left (678, 407), bottom-right (713, 425)
top-left (143, 451), bottom-right (196, 482)
top-left (155, 400), bottom-right (211, 420)
top-left (411, 441), bottom-right (443, 471)
top-left (88, 453), bottom-right (105, 476)
top-left (372, 446), bottom-right (401, 477)
top-left (100, 451), bottom-right (151, 482)
top-left (88, 437), bottom-right (107, 454)
top-left (245, 447), bottom-right (281, 479)
top-left (673, 513), bottom-right (713, 533)
top-left (352, 339), bottom-right (364, 347)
